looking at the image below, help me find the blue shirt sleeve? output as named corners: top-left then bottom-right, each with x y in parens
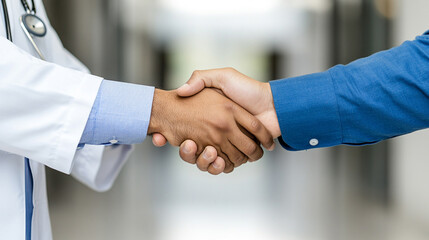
top-left (271, 30), bottom-right (429, 151)
top-left (80, 80), bottom-right (155, 145)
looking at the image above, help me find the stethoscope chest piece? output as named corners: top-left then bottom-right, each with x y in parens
top-left (21, 13), bottom-right (46, 37)
top-left (1, 0), bottom-right (47, 59)
top-left (19, 13), bottom-right (47, 60)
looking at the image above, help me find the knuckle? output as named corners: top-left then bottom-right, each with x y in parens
top-left (196, 159), bottom-right (209, 171)
top-left (245, 142), bottom-right (258, 156)
top-left (244, 143), bottom-right (263, 160)
top-left (191, 70), bottom-right (201, 79)
top-left (211, 134), bottom-right (223, 146)
top-left (248, 151), bottom-right (259, 162)
top-left (225, 67), bottom-right (236, 74)
top-left (233, 153), bottom-right (245, 166)
top-left (197, 164), bottom-right (208, 172)
top-left (214, 120), bottom-right (230, 132)
top-left (224, 102), bottom-right (235, 112)
top-left (179, 149), bottom-right (196, 164)
top-left (250, 119), bottom-right (262, 132)
top-left (242, 156), bottom-right (249, 164)
top-left (223, 165), bottom-right (234, 174)
top-left (208, 170), bottom-right (217, 176)
top-left (234, 161), bottom-right (242, 168)
top-left (180, 154), bottom-right (196, 164)
top-left (255, 149), bottom-right (264, 160)
top-left (223, 158), bottom-right (233, 170)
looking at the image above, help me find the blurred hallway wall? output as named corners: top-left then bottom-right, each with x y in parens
top-left (38, 0), bottom-right (429, 239)
top-left (391, 0), bottom-right (429, 228)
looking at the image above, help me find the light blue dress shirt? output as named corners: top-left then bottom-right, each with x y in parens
top-left (270, 30), bottom-right (429, 151)
top-left (80, 80), bottom-right (154, 145)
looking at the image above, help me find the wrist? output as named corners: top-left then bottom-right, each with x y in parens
top-left (148, 89), bottom-right (171, 134)
top-left (264, 82), bottom-right (281, 138)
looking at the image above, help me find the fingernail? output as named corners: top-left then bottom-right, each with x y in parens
top-left (203, 149), bottom-right (211, 160)
top-left (183, 143), bottom-right (191, 154)
top-left (178, 83), bottom-right (190, 92)
top-left (268, 142), bottom-right (276, 151)
top-left (213, 162), bottom-right (221, 169)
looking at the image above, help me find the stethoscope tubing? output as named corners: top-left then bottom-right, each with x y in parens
top-left (20, 0), bottom-right (35, 13)
top-left (1, 0), bottom-right (12, 41)
top-left (2, 0), bottom-right (46, 59)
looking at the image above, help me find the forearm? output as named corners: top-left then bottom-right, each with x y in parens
top-left (271, 30), bottom-right (429, 150)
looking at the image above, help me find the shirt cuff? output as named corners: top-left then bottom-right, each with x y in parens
top-left (80, 80), bottom-right (155, 145)
top-left (269, 70), bottom-right (342, 151)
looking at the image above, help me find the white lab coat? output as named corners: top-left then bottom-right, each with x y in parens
top-left (0, 0), bottom-right (134, 239)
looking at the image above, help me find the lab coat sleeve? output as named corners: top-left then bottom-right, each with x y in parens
top-left (0, 36), bottom-right (102, 174)
top-left (70, 144), bottom-right (134, 192)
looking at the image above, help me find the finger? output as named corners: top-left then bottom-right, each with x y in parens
top-left (215, 150), bottom-right (234, 174)
top-left (179, 140), bottom-right (198, 164)
top-left (196, 146), bottom-right (218, 171)
top-left (229, 129), bottom-right (262, 162)
top-left (238, 124), bottom-right (257, 142)
top-left (229, 124), bottom-right (264, 162)
top-left (221, 140), bottom-right (248, 168)
top-left (207, 157), bottom-right (226, 175)
top-left (152, 133), bottom-right (168, 147)
top-left (177, 68), bottom-right (231, 97)
top-left (232, 104), bottom-right (275, 151)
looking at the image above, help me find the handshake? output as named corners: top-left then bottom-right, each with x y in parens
top-left (147, 68), bottom-right (281, 175)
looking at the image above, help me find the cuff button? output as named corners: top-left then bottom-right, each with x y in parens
top-left (309, 138), bottom-right (319, 146)
top-left (109, 139), bottom-right (119, 144)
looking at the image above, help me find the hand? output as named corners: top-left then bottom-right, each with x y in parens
top-left (152, 68), bottom-right (280, 174)
top-left (148, 88), bottom-right (274, 173)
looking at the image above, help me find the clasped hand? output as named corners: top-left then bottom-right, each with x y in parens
top-left (149, 68), bottom-right (281, 175)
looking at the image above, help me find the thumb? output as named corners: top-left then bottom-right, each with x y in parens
top-left (177, 69), bottom-right (225, 97)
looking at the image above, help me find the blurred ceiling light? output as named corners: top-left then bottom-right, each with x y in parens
top-left (159, 0), bottom-right (332, 15)
top-left (159, 0), bottom-right (282, 15)
top-left (287, 0), bottom-right (332, 12)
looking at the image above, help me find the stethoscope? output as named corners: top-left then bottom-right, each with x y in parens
top-left (1, 0), bottom-right (47, 60)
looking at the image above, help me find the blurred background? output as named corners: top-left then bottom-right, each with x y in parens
top-left (42, 0), bottom-right (429, 239)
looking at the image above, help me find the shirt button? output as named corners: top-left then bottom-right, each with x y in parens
top-left (109, 139), bottom-right (119, 144)
top-left (309, 138), bottom-right (319, 146)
